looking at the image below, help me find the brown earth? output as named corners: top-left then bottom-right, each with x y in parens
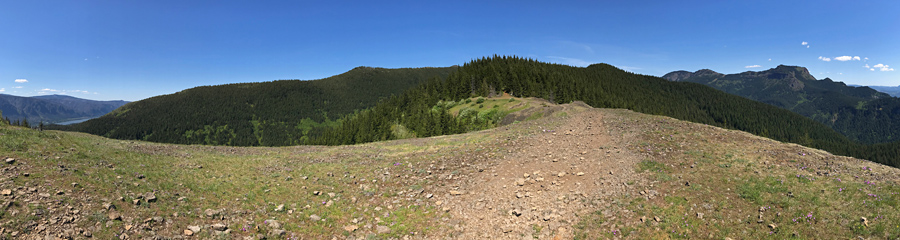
top-left (2, 98), bottom-right (900, 239)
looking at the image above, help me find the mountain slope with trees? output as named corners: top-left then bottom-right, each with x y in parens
top-left (663, 66), bottom-right (900, 144)
top-left (52, 66), bottom-right (456, 146)
top-left (0, 94), bottom-right (127, 124)
top-left (312, 56), bottom-right (900, 167)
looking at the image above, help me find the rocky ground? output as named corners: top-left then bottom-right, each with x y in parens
top-left (2, 98), bottom-right (900, 239)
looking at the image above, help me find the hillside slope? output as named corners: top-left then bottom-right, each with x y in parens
top-left (663, 66), bottom-right (900, 144)
top-left (0, 94), bottom-right (127, 124)
top-left (54, 66), bottom-right (456, 146)
top-left (2, 98), bottom-right (898, 239)
top-left (318, 56), bottom-right (900, 167)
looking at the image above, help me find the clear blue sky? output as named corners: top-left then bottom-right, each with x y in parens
top-left (2, 0), bottom-right (898, 101)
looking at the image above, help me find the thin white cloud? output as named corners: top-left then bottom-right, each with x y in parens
top-left (546, 56), bottom-right (593, 67)
top-left (833, 56), bottom-right (861, 61)
top-left (802, 41), bottom-right (808, 46)
top-left (745, 65), bottom-right (762, 68)
top-left (616, 65), bottom-right (642, 72)
top-left (13, 86), bottom-right (22, 89)
top-left (768, 58), bottom-right (772, 61)
top-left (872, 63), bottom-right (894, 71)
top-left (0, 88), bottom-right (4, 92)
top-left (818, 56), bottom-right (831, 62)
top-left (14, 79), bottom-right (28, 83)
top-left (559, 41), bottom-right (594, 54)
top-left (864, 64), bottom-right (870, 68)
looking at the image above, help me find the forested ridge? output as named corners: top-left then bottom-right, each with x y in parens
top-left (664, 66), bottom-right (900, 144)
top-left (314, 56), bottom-right (900, 167)
top-left (51, 66), bottom-right (457, 146)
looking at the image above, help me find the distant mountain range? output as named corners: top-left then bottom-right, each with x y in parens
top-left (664, 65), bottom-right (900, 144)
top-left (0, 94), bottom-right (128, 124)
top-left (855, 85), bottom-right (900, 97)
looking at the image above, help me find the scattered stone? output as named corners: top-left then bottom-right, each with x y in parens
top-left (343, 225), bottom-right (359, 232)
top-left (270, 229), bottom-right (286, 237)
top-left (71, 182), bottom-right (79, 188)
top-left (183, 229), bottom-right (194, 236)
top-left (327, 192), bottom-right (336, 197)
top-left (103, 202), bottom-right (116, 210)
top-left (205, 208), bottom-right (223, 218)
top-left (145, 192), bottom-right (157, 202)
top-left (435, 201), bottom-right (443, 206)
top-left (515, 178), bottom-right (526, 186)
top-left (275, 204), bottom-right (285, 212)
top-left (450, 190), bottom-right (463, 195)
top-left (696, 212), bottom-right (703, 219)
top-left (861, 217), bottom-right (869, 227)
top-left (108, 211), bottom-right (122, 220)
top-left (313, 191), bottom-right (321, 195)
top-left (4, 158), bottom-right (14, 164)
top-left (211, 223), bottom-right (227, 231)
top-left (187, 225), bottom-right (201, 234)
top-left (56, 190), bottom-right (65, 195)
top-left (132, 199), bottom-right (140, 205)
top-left (640, 216), bottom-right (646, 223)
top-left (309, 214), bottom-right (322, 221)
top-left (609, 170), bottom-right (613, 175)
top-left (685, 182), bottom-right (691, 186)
top-left (0, 189), bottom-right (11, 196)
top-left (576, 172), bottom-right (585, 176)
top-left (267, 219), bottom-right (282, 229)
top-left (654, 216), bottom-right (661, 222)
top-left (442, 207), bottom-right (450, 212)
top-left (768, 223), bottom-right (777, 229)
top-left (83, 231), bottom-right (92, 237)
top-left (557, 172), bottom-right (566, 177)
top-left (376, 225), bottom-right (391, 234)
top-left (425, 193), bottom-right (433, 199)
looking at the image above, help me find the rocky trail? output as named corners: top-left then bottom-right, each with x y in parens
top-left (3, 98), bottom-right (900, 239)
top-left (435, 104), bottom-right (648, 239)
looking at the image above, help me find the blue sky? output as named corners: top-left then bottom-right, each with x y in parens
top-left (1, 0), bottom-right (898, 101)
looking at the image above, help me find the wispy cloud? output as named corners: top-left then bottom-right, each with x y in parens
top-left (745, 65), bottom-right (762, 68)
top-left (36, 88), bottom-right (92, 95)
top-left (802, 41), bottom-right (809, 48)
top-left (833, 56), bottom-right (861, 61)
top-left (0, 88), bottom-right (4, 92)
top-left (14, 79), bottom-right (28, 83)
top-left (560, 41), bottom-right (594, 54)
top-left (768, 58), bottom-right (772, 61)
top-left (818, 56), bottom-right (831, 62)
top-left (873, 63), bottom-right (894, 71)
top-left (13, 86), bottom-right (23, 89)
top-left (616, 65), bottom-right (642, 72)
top-left (547, 56), bottom-right (593, 67)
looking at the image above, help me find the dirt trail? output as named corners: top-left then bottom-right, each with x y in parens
top-left (437, 104), bottom-right (648, 239)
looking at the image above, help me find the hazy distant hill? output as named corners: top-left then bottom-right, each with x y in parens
top-left (55, 66), bottom-right (457, 146)
top-left (865, 85), bottom-right (900, 97)
top-left (664, 65), bottom-right (900, 144)
top-left (0, 94), bottom-right (127, 124)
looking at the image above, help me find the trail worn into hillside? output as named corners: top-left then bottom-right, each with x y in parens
top-left (5, 98), bottom-right (900, 239)
top-left (431, 102), bottom-right (650, 239)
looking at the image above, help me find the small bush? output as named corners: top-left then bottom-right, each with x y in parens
top-left (476, 98), bottom-right (485, 104)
